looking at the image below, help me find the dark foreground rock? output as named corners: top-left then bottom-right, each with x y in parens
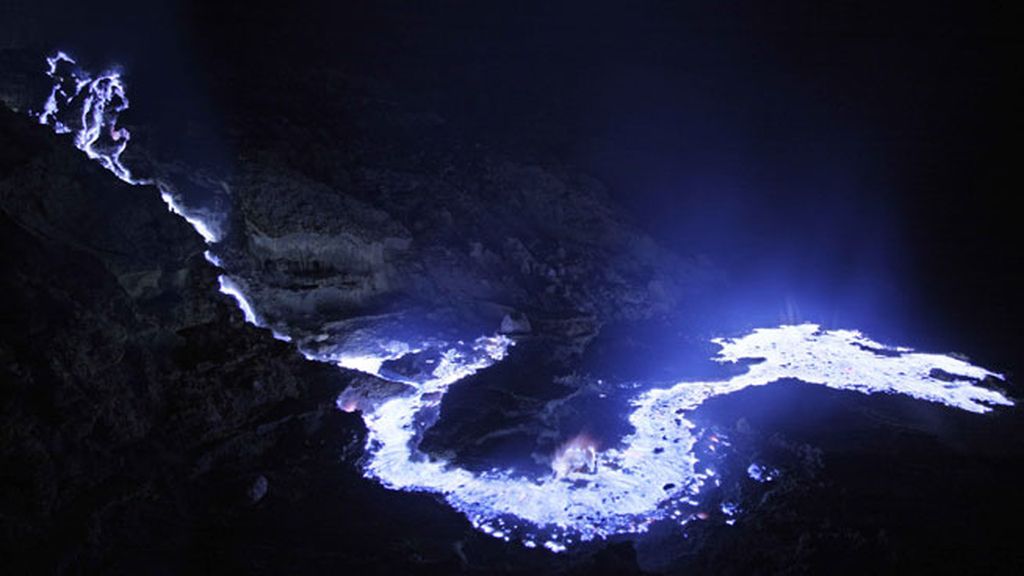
top-left (0, 104), bottom-right (364, 573)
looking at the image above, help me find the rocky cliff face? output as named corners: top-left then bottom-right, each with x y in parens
top-left (202, 64), bottom-right (716, 357)
top-left (0, 104), bottom-right (368, 573)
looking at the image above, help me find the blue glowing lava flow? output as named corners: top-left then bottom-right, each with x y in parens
top-left (33, 53), bottom-right (1013, 554)
top-left (332, 324), bottom-right (1010, 552)
top-left (34, 52), bottom-right (262, 323)
top-left (37, 52), bottom-right (220, 245)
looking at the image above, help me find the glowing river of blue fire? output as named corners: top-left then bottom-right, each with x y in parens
top-left (33, 53), bottom-right (1013, 554)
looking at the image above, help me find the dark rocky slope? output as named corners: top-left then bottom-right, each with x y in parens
top-left (0, 104), bottom-right (366, 573)
top-left (0, 101), bottom-right (650, 575)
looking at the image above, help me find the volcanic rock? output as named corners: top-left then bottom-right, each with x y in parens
top-left (0, 104), bottom-right (362, 572)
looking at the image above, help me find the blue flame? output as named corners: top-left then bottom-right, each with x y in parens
top-left (217, 275), bottom-right (260, 325)
top-left (331, 324), bottom-right (1010, 552)
top-left (39, 51), bottom-right (77, 133)
top-left (38, 51), bottom-right (133, 181)
top-left (36, 52), bottom-right (221, 244)
top-left (35, 52), bottom-right (264, 333)
top-left (30, 51), bottom-right (1013, 555)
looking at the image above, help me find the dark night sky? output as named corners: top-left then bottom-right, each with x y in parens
top-left (9, 0), bottom-right (1023, 363)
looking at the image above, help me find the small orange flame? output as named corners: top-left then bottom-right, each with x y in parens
top-left (336, 389), bottom-right (362, 413)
